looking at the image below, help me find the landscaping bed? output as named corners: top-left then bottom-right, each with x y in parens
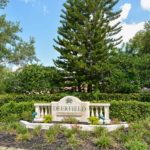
top-left (0, 130), bottom-right (99, 150)
top-left (0, 118), bottom-right (150, 150)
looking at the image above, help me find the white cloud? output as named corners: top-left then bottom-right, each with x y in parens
top-left (112, 3), bottom-right (144, 43)
top-left (120, 3), bottom-right (132, 21)
top-left (120, 22), bottom-right (145, 43)
top-left (110, 3), bottom-right (131, 27)
top-left (141, 0), bottom-right (150, 11)
top-left (43, 5), bottom-right (49, 16)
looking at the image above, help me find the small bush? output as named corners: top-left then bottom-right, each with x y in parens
top-left (0, 123), bottom-right (7, 132)
top-left (111, 118), bottom-right (120, 124)
top-left (125, 140), bottom-right (148, 150)
top-left (79, 130), bottom-right (90, 140)
top-left (64, 128), bottom-right (76, 138)
top-left (32, 126), bottom-right (41, 136)
top-left (16, 132), bottom-right (32, 141)
top-left (7, 122), bottom-right (21, 134)
top-left (94, 126), bottom-right (107, 137)
top-left (45, 125), bottom-right (61, 143)
top-left (88, 116), bottom-right (99, 125)
top-left (67, 134), bottom-right (80, 149)
top-left (16, 124), bottom-right (28, 134)
top-left (95, 134), bottom-right (113, 149)
top-left (111, 127), bottom-right (128, 143)
top-left (21, 111), bottom-right (32, 121)
top-left (3, 114), bottom-right (20, 123)
top-left (43, 115), bottom-right (53, 123)
top-left (62, 117), bottom-right (79, 124)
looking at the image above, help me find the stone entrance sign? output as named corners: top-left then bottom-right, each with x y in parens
top-left (34, 96), bottom-right (111, 124)
top-left (51, 96), bottom-right (89, 122)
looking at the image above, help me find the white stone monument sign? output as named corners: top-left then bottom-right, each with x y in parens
top-left (51, 96), bottom-right (89, 122)
top-left (34, 96), bottom-right (111, 124)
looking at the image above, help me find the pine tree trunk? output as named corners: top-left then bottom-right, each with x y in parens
top-left (87, 83), bottom-right (92, 93)
top-left (78, 83), bottom-right (81, 92)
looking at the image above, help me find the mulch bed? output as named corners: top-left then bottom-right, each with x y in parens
top-left (0, 132), bottom-right (100, 150)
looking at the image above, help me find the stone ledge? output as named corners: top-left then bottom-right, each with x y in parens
top-left (20, 120), bottom-right (129, 132)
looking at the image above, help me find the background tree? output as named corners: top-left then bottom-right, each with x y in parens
top-left (0, 0), bottom-right (38, 67)
top-left (126, 21), bottom-right (150, 55)
top-left (104, 51), bottom-right (141, 93)
top-left (0, 66), bottom-right (13, 93)
top-left (126, 21), bottom-right (150, 89)
top-left (0, 0), bottom-right (8, 9)
top-left (10, 65), bottom-right (63, 93)
top-left (54, 0), bottom-right (122, 93)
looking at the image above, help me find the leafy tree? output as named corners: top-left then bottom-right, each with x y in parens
top-left (0, 15), bottom-right (38, 66)
top-left (0, 0), bottom-right (8, 9)
top-left (0, 65), bottom-right (13, 93)
top-left (139, 55), bottom-right (150, 88)
top-left (126, 21), bottom-right (150, 89)
top-left (54, 0), bottom-right (122, 92)
top-left (0, 0), bottom-right (38, 67)
top-left (12, 65), bottom-right (63, 93)
top-left (126, 21), bottom-right (150, 55)
top-left (104, 52), bottom-right (141, 93)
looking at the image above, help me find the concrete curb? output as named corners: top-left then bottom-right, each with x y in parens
top-left (20, 120), bottom-right (129, 132)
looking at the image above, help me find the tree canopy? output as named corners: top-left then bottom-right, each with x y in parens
top-left (54, 0), bottom-right (122, 92)
top-left (0, 1), bottom-right (38, 67)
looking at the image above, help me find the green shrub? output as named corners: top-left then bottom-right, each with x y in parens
top-left (111, 127), bottom-right (128, 143)
top-left (95, 134), bottom-right (113, 149)
top-left (93, 126), bottom-right (107, 137)
top-left (63, 128), bottom-right (73, 138)
top-left (140, 92), bottom-right (150, 102)
top-left (67, 134), bottom-right (80, 149)
top-left (79, 130), bottom-right (90, 140)
top-left (0, 93), bottom-right (67, 106)
top-left (32, 126), bottom-right (41, 136)
top-left (88, 116), bottom-right (99, 125)
top-left (16, 124), bottom-right (28, 134)
top-left (0, 92), bottom-right (150, 107)
top-left (7, 122), bottom-right (21, 133)
top-left (43, 115), bottom-right (53, 123)
top-left (21, 111), bottom-right (32, 121)
top-left (124, 140), bottom-right (148, 150)
top-left (45, 125), bottom-right (61, 143)
top-left (62, 117), bottom-right (79, 124)
top-left (16, 132), bottom-right (32, 141)
top-left (110, 100), bottom-right (150, 122)
top-left (3, 114), bottom-right (20, 123)
top-left (0, 122), bottom-right (7, 132)
top-left (0, 101), bottom-right (34, 122)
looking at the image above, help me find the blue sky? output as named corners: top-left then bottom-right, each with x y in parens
top-left (0, 0), bottom-right (150, 67)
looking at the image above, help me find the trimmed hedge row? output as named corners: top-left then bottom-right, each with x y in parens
top-left (0, 92), bottom-right (150, 106)
top-left (0, 101), bottom-right (34, 122)
top-left (110, 101), bottom-right (150, 122)
top-left (0, 100), bottom-right (150, 122)
top-left (0, 94), bottom-right (67, 106)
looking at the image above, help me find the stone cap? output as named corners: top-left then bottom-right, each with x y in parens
top-left (90, 103), bottom-right (110, 107)
top-left (34, 103), bottom-right (51, 106)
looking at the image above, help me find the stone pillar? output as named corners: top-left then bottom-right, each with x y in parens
top-left (34, 104), bottom-right (43, 122)
top-left (35, 105), bottom-right (40, 118)
top-left (82, 102), bottom-right (90, 122)
top-left (51, 102), bottom-right (58, 121)
top-left (104, 106), bottom-right (111, 124)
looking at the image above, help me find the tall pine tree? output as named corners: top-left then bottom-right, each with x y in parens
top-left (54, 0), bottom-right (122, 92)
